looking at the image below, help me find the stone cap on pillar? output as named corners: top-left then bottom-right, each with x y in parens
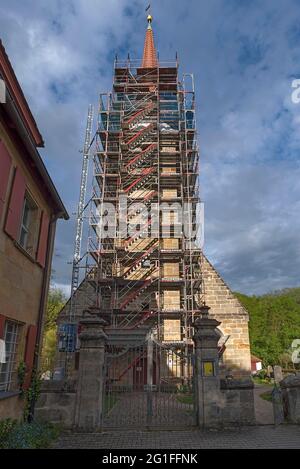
top-left (192, 304), bottom-right (221, 346)
top-left (280, 373), bottom-right (300, 389)
top-left (79, 307), bottom-right (108, 346)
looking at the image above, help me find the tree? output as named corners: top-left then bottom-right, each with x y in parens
top-left (44, 288), bottom-right (67, 332)
top-left (40, 287), bottom-right (67, 374)
top-left (236, 288), bottom-right (300, 368)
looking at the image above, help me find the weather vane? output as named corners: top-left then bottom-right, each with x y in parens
top-left (145, 3), bottom-right (152, 28)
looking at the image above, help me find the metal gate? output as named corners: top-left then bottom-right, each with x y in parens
top-left (102, 338), bottom-right (196, 429)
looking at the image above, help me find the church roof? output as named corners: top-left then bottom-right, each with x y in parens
top-left (141, 14), bottom-right (158, 68)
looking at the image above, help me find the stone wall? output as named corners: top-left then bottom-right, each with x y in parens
top-left (36, 374), bottom-right (256, 431)
top-left (202, 256), bottom-right (251, 374)
top-left (0, 394), bottom-right (24, 420)
top-left (35, 380), bottom-right (77, 429)
top-left (220, 378), bottom-right (256, 426)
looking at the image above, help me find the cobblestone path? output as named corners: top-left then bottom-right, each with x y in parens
top-left (102, 391), bottom-right (195, 428)
top-left (54, 425), bottom-right (300, 449)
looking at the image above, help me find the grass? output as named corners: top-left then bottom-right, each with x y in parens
top-left (260, 390), bottom-right (273, 403)
top-left (103, 395), bottom-right (119, 414)
top-left (176, 394), bottom-right (194, 405)
top-left (253, 376), bottom-right (274, 386)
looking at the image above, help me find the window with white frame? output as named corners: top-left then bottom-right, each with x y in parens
top-left (0, 320), bottom-right (21, 392)
top-left (19, 193), bottom-right (38, 256)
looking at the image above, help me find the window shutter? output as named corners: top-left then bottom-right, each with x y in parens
top-left (24, 324), bottom-right (37, 389)
top-left (36, 211), bottom-right (50, 267)
top-left (5, 166), bottom-right (26, 240)
top-left (0, 314), bottom-right (6, 339)
top-left (0, 141), bottom-right (12, 221)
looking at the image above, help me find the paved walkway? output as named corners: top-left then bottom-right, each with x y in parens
top-left (103, 392), bottom-right (194, 428)
top-left (54, 383), bottom-right (297, 449)
top-left (54, 425), bottom-right (300, 449)
top-left (254, 384), bottom-right (274, 425)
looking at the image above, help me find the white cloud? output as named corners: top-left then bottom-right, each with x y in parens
top-left (1, 0), bottom-right (300, 296)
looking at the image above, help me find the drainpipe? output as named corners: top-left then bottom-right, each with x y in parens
top-left (29, 212), bottom-right (60, 421)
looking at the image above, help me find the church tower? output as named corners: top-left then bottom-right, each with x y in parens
top-left (57, 14), bottom-right (251, 380)
top-left (92, 13), bottom-right (202, 346)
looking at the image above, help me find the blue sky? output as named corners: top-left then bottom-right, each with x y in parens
top-left (1, 0), bottom-right (300, 296)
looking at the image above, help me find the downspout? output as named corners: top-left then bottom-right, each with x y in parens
top-left (29, 212), bottom-right (60, 420)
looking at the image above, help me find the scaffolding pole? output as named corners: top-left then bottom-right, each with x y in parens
top-left (65, 104), bottom-right (94, 374)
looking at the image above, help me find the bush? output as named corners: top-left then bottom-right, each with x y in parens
top-left (0, 419), bottom-right (60, 449)
top-left (256, 369), bottom-right (268, 380)
top-left (0, 419), bottom-right (18, 447)
top-left (177, 384), bottom-right (193, 394)
top-left (252, 369), bottom-right (274, 385)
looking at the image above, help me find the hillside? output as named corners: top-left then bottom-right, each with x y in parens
top-left (235, 288), bottom-right (300, 367)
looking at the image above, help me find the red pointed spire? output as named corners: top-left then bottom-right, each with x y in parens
top-left (141, 14), bottom-right (158, 68)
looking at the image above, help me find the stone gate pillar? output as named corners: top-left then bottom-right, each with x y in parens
top-left (193, 305), bottom-right (222, 429)
top-left (74, 310), bottom-right (107, 431)
top-left (280, 373), bottom-right (300, 424)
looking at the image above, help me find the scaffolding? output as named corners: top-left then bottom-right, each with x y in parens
top-left (60, 55), bottom-right (204, 375)
top-left (70, 104), bottom-right (94, 302)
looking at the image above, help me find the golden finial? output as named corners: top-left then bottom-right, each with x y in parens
top-left (147, 14), bottom-right (153, 29)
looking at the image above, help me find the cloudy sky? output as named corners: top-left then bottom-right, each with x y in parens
top-left (1, 0), bottom-right (300, 296)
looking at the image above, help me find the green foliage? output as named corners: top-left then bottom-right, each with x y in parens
top-left (44, 287), bottom-right (67, 332)
top-left (255, 369), bottom-right (269, 380)
top-left (23, 369), bottom-right (42, 422)
top-left (41, 287), bottom-right (66, 373)
top-left (176, 384), bottom-right (192, 394)
top-left (0, 419), bottom-right (18, 447)
top-left (176, 394), bottom-right (194, 405)
top-left (252, 370), bottom-right (273, 385)
top-left (236, 288), bottom-right (300, 367)
top-left (17, 361), bottom-right (26, 393)
top-left (260, 391), bottom-right (273, 402)
top-left (0, 419), bottom-right (59, 449)
top-left (103, 395), bottom-right (118, 415)
top-left (41, 329), bottom-right (57, 374)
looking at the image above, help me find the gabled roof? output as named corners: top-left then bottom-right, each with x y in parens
top-left (0, 40), bottom-right (68, 220)
top-left (0, 40), bottom-right (44, 147)
top-left (251, 355), bottom-right (262, 362)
